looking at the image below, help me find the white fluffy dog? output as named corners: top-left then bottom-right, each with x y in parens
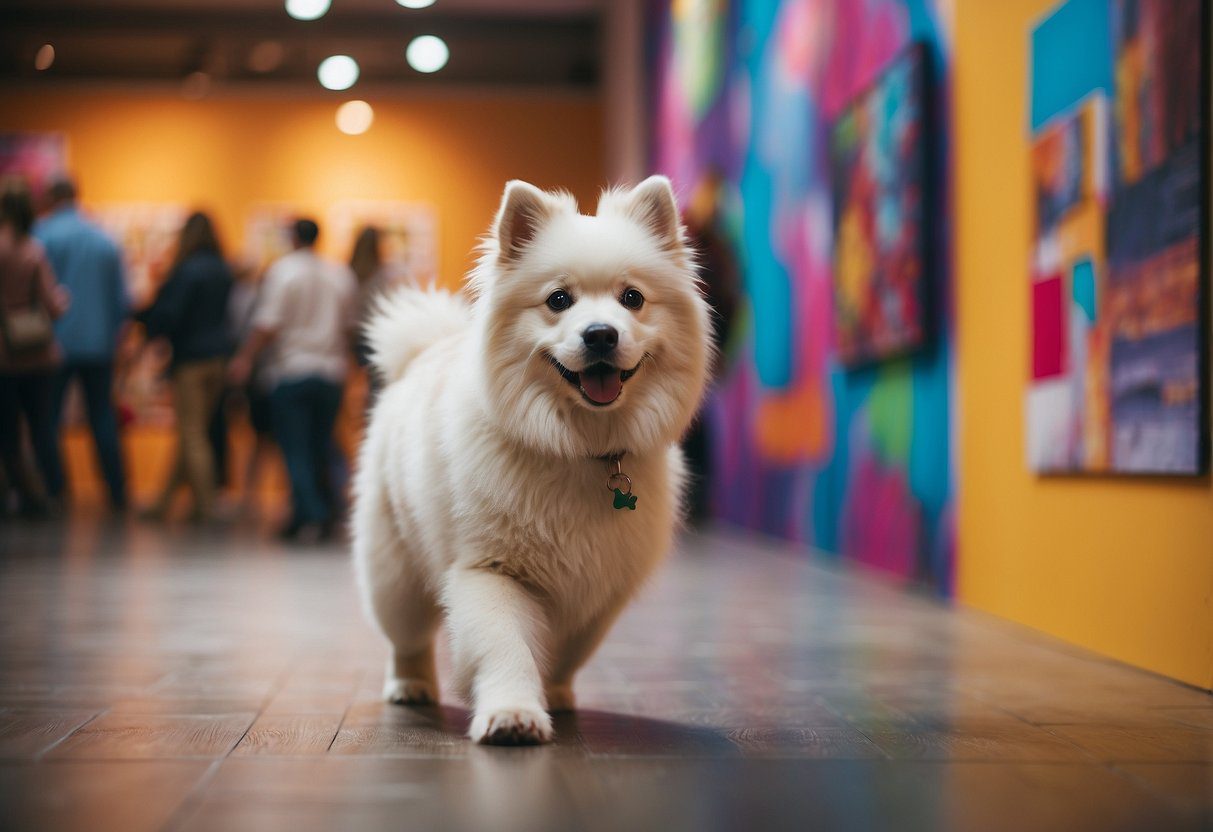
top-left (352, 176), bottom-right (711, 744)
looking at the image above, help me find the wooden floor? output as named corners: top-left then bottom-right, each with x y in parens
top-left (0, 516), bottom-right (1210, 831)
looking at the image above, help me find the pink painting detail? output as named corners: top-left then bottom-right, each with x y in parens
top-left (1032, 275), bottom-right (1066, 380)
top-left (842, 451), bottom-right (919, 578)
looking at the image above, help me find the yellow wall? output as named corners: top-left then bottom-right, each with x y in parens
top-left (0, 89), bottom-right (604, 287)
top-left (955, 0), bottom-right (1213, 689)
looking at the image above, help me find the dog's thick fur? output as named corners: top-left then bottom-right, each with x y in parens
top-left (353, 176), bottom-right (711, 744)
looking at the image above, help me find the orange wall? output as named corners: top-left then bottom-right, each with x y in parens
top-left (955, 0), bottom-right (1213, 689)
top-left (0, 89), bottom-right (604, 287)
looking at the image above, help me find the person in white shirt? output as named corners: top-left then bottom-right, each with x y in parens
top-left (229, 218), bottom-right (356, 541)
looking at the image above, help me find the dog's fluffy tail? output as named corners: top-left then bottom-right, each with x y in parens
top-left (364, 286), bottom-right (471, 384)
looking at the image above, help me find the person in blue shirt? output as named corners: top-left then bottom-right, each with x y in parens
top-left (34, 176), bottom-right (130, 511)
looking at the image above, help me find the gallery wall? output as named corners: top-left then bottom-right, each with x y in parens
top-left (955, 0), bottom-right (1213, 689)
top-left (648, 0), bottom-right (957, 592)
top-left (649, 0), bottom-right (1211, 688)
top-left (0, 88), bottom-right (604, 503)
top-left (0, 89), bottom-right (604, 289)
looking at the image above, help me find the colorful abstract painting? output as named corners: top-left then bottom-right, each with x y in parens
top-left (831, 44), bottom-right (929, 366)
top-left (649, 0), bottom-right (955, 592)
top-left (0, 133), bottom-right (66, 196)
top-left (1028, 0), bottom-right (1207, 475)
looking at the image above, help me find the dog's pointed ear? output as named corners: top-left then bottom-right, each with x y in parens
top-left (495, 180), bottom-right (556, 266)
top-left (625, 175), bottom-right (682, 250)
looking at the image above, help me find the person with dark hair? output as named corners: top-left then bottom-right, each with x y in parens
top-left (46, 178), bottom-right (77, 206)
top-left (348, 225), bottom-right (393, 397)
top-left (292, 219), bottom-right (319, 247)
top-left (137, 211), bottom-right (233, 522)
top-left (681, 172), bottom-right (741, 524)
top-left (223, 260), bottom-right (277, 515)
top-left (229, 217), bottom-right (357, 542)
top-left (34, 175), bottom-right (130, 511)
top-left (0, 179), bottom-right (70, 516)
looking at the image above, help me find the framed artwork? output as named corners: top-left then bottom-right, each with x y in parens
top-left (1027, 0), bottom-right (1207, 475)
top-left (92, 202), bottom-right (187, 307)
top-left (92, 203), bottom-right (188, 428)
top-left (242, 203), bottom-right (297, 276)
top-left (830, 43), bottom-right (931, 368)
top-left (326, 200), bottom-right (439, 287)
top-left (0, 132), bottom-right (67, 196)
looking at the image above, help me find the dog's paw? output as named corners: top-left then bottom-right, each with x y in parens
top-left (544, 685), bottom-right (576, 713)
top-left (383, 677), bottom-right (438, 706)
top-left (470, 706), bottom-right (553, 745)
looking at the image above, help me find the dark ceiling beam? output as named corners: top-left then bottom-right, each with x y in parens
top-left (0, 9), bottom-right (597, 40)
top-left (0, 6), bottom-right (600, 88)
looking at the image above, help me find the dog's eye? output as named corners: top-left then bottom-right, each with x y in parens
top-left (546, 290), bottom-right (573, 312)
top-left (620, 288), bottom-right (645, 310)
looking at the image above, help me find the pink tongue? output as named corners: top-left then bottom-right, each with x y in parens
top-left (579, 369), bottom-right (624, 404)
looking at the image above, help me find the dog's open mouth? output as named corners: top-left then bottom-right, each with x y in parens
top-left (549, 356), bottom-right (641, 407)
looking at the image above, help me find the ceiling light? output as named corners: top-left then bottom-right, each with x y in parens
top-left (318, 55), bottom-right (359, 91)
top-left (285, 0), bottom-right (331, 21)
top-left (34, 43), bottom-right (55, 71)
top-left (336, 100), bottom-right (374, 135)
top-left (406, 35), bottom-right (449, 74)
top-left (397, 0), bottom-right (437, 8)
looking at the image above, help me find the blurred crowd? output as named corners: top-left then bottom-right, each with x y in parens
top-left (0, 175), bottom-right (398, 543)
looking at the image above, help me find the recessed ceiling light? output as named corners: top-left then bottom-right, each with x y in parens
top-left (285, 0), bottom-right (331, 21)
top-left (336, 100), bottom-right (374, 135)
top-left (318, 55), bottom-right (359, 91)
top-left (397, 0), bottom-right (437, 8)
top-left (406, 35), bottom-right (449, 74)
top-left (34, 43), bottom-right (55, 71)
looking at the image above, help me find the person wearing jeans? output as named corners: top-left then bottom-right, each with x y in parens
top-left (269, 377), bottom-right (343, 531)
top-left (34, 176), bottom-right (129, 511)
top-left (137, 212), bottom-right (233, 522)
top-left (0, 181), bottom-right (71, 516)
top-left (228, 218), bottom-right (356, 542)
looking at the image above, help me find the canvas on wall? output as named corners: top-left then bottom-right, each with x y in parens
top-left (242, 204), bottom-right (297, 277)
top-left (92, 203), bottom-right (188, 307)
top-left (1027, 0), bottom-right (1207, 475)
top-left (326, 200), bottom-right (439, 287)
top-left (0, 133), bottom-right (67, 196)
top-left (93, 203), bottom-right (189, 428)
top-left (649, 0), bottom-right (956, 592)
top-left (831, 43), bottom-right (930, 367)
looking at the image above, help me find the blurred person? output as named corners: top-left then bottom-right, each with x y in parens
top-left (229, 218), bottom-right (356, 542)
top-left (349, 225), bottom-right (392, 401)
top-left (136, 212), bottom-right (233, 522)
top-left (34, 175), bottom-right (130, 511)
top-left (207, 381), bottom-right (231, 493)
top-left (350, 227), bottom-right (387, 303)
top-left (681, 172), bottom-right (741, 524)
top-left (222, 260), bottom-right (277, 516)
top-left (0, 179), bottom-right (70, 517)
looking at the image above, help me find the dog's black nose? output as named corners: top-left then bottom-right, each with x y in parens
top-left (582, 323), bottom-right (618, 355)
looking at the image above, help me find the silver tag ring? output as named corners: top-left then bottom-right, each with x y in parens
top-left (606, 472), bottom-right (632, 494)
